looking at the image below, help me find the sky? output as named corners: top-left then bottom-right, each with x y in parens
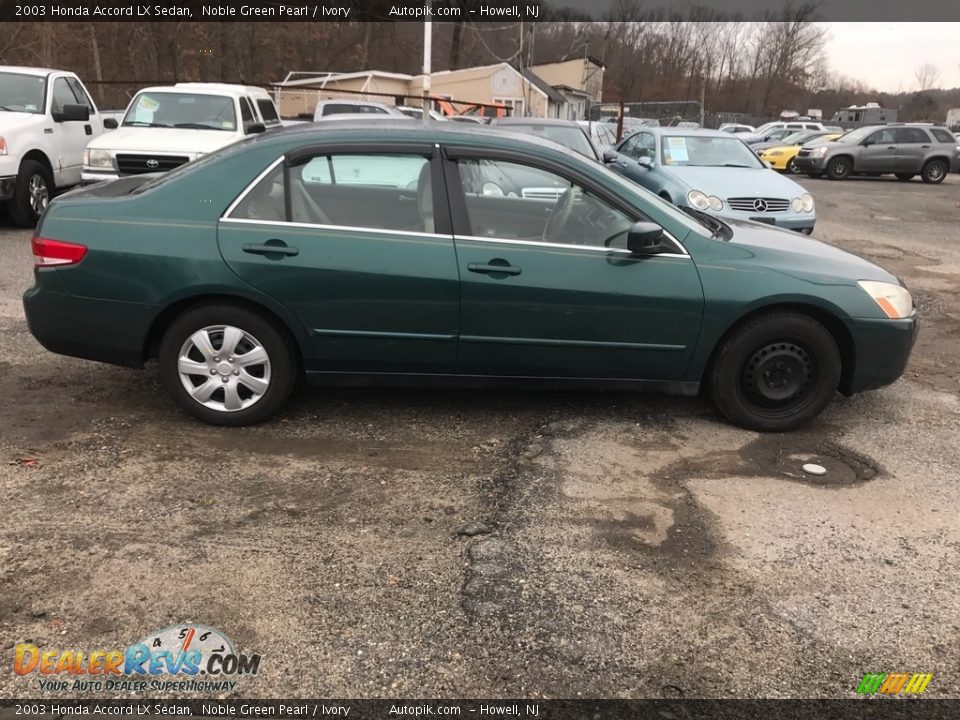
top-left (821, 23), bottom-right (959, 93)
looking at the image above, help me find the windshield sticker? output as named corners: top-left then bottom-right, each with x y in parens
top-left (24, 104), bottom-right (37, 112)
top-left (222, 120), bottom-right (234, 129)
top-left (137, 95), bottom-right (160, 112)
top-left (665, 137), bottom-right (689, 163)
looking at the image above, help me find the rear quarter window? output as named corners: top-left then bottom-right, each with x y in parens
top-left (930, 128), bottom-right (956, 143)
top-left (257, 98), bottom-right (280, 124)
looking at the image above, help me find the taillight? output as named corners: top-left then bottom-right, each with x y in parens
top-left (32, 236), bottom-right (88, 267)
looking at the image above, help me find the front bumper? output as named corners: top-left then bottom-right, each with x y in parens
top-left (0, 174), bottom-right (15, 202)
top-left (760, 154), bottom-right (792, 171)
top-left (793, 155), bottom-right (827, 173)
top-left (81, 169), bottom-right (120, 184)
top-left (841, 313), bottom-right (918, 395)
top-left (23, 269), bottom-right (153, 369)
top-left (717, 208), bottom-right (815, 233)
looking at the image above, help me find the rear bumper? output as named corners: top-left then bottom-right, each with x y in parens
top-left (23, 269), bottom-right (153, 369)
top-left (842, 313), bottom-right (918, 395)
top-left (0, 174), bottom-right (15, 202)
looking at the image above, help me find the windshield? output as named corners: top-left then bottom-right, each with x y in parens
top-left (661, 135), bottom-right (763, 168)
top-left (123, 92), bottom-right (237, 131)
top-left (834, 126), bottom-right (875, 144)
top-left (779, 131), bottom-right (818, 145)
top-left (0, 72), bottom-right (46, 114)
top-left (502, 124), bottom-right (598, 159)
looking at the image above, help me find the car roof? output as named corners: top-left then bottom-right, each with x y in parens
top-left (314, 113), bottom-right (415, 122)
top-left (491, 117), bottom-right (583, 127)
top-left (0, 66), bottom-right (63, 77)
top-left (135, 85), bottom-right (247, 98)
top-left (175, 82), bottom-right (271, 97)
top-left (637, 127), bottom-right (732, 139)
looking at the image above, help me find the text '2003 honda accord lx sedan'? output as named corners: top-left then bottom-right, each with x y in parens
top-left (23, 121), bottom-right (917, 432)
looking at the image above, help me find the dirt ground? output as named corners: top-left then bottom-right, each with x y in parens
top-left (1, 174), bottom-right (959, 699)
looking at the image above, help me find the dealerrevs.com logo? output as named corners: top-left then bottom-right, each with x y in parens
top-left (856, 672), bottom-right (933, 696)
top-left (14, 624), bottom-right (262, 693)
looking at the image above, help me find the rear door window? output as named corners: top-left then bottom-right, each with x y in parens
top-left (897, 128), bottom-right (931, 144)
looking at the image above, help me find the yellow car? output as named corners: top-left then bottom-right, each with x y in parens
top-left (760, 133), bottom-right (843, 174)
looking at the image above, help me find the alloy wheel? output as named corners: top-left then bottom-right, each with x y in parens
top-left (176, 325), bottom-right (271, 412)
top-left (28, 174), bottom-right (49, 216)
top-left (926, 162), bottom-right (945, 182)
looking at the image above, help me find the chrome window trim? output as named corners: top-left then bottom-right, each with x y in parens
top-left (223, 156), bottom-right (285, 219)
top-left (220, 217), bottom-right (452, 241)
top-left (452, 233), bottom-right (690, 259)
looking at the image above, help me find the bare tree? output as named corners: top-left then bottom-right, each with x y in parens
top-left (914, 63), bottom-right (940, 91)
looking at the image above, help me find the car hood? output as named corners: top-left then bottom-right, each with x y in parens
top-left (721, 217), bottom-right (898, 284)
top-left (86, 127), bottom-right (239, 154)
top-left (0, 111), bottom-right (45, 133)
top-left (662, 165), bottom-right (805, 199)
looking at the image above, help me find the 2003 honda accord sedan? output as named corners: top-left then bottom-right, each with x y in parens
top-left (23, 122), bottom-right (917, 431)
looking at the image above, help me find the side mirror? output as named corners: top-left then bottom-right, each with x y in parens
top-left (103, 117), bottom-right (118, 130)
top-left (626, 221), bottom-right (667, 255)
top-left (53, 104), bottom-right (90, 123)
top-left (861, 140), bottom-right (873, 147)
top-left (602, 149), bottom-right (619, 164)
top-left (246, 122), bottom-right (266, 135)
top-left (637, 155), bottom-right (653, 168)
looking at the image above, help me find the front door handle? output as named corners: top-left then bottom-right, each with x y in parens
top-left (468, 262), bottom-right (521, 276)
top-left (243, 241), bottom-right (299, 257)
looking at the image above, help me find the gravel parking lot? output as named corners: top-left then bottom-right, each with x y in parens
top-left (1, 175), bottom-right (959, 699)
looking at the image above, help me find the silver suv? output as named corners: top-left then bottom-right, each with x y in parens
top-left (794, 124), bottom-right (959, 183)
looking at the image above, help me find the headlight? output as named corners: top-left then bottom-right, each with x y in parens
top-left (687, 190), bottom-right (722, 211)
top-left (811, 146), bottom-right (828, 157)
top-left (858, 280), bottom-right (913, 319)
top-left (481, 182), bottom-right (504, 196)
top-left (687, 190), bottom-right (709, 210)
top-left (83, 148), bottom-right (114, 170)
top-left (0, 135), bottom-right (7, 156)
top-left (800, 193), bottom-right (814, 212)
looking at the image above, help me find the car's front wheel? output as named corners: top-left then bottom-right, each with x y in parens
top-left (920, 159), bottom-right (947, 184)
top-left (786, 158), bottom-right (801, 174)
top-left (708, 312), bottom-right (841, 432)
top-left (6, 159), bottom-right (52, 227)
top-left (159, 304), bottom-right (297, 425)
top-left (826, 157), bottom-right (851, 181)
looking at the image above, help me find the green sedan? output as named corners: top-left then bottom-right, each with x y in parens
top-left (23, 122), bottom-right (917, 431)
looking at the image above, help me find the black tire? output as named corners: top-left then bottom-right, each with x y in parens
top-left (825, 157), bottom-right (851, 181)
top-left (895, 173), bottom-right (914, 181)
top-left (708, 312), bottom-right (841, 432)
top-left (6, 159), bottom-right (53, 227)
top-left (159, 304), bottom-right (297, 425)
top-left (920, 159), bottom-right (947, 184)
top-left (786, 158), bottom-right (801, 174)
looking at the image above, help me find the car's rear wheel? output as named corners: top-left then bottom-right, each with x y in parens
top-left (6, 159), bottom-right (52, 227)
top-left (826, 157), bottom-right (851, 181)
top-left (895, 173), bottom-right (914, 181)
top-left (920, 159), bottom-right (947, 184)
top-left (159, 304), bottom-right (296, 425)
top-left (708, 312), bottom-right (841, 432)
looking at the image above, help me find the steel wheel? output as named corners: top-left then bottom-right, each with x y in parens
top-left (739, 341), bottom-right (816, 416)
top-left (176, 325), bottom-right (271, 412)
top-left (28, 173), bottom-right (49, 216)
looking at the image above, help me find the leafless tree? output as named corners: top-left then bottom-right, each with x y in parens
top-left (914, 63), bottom-right (941, 91)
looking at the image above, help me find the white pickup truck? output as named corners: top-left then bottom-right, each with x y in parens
top-left (0, 66), bottom-right (114, 226)
top-left (81, 83), bottom-right (282, 184)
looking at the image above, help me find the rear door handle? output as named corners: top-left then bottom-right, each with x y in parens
top-left (243, 242), bottom-right (299, 257)
top-left (468, 262), bottom-right (521, 276)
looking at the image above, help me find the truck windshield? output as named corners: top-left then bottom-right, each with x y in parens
top-left (0, 72), bottom-right (47, 114)
top-left (123, 92), bottom-right (236, 131)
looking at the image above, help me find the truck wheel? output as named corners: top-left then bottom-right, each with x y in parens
top-left (708, 312), bottom-right (841, 432)
top-left (159, 304), bottom-right (297, 426)
top-left (825, 157), bottom-right (850, 181)
top-left (920, 159), bottom-right (947, 184)
top-left (6, 159), bottom-right (53, 227)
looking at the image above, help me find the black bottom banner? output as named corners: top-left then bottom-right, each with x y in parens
top-left (2, 699), bottom-right (960, 720)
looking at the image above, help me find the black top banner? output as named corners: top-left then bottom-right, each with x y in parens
top-left (3, 699), bottom-right (960, 719)
top-left (1, 0), bottom-right (960, 22)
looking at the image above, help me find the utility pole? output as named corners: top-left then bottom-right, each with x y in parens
top-left (422, 9), bottom-right (432, 124)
